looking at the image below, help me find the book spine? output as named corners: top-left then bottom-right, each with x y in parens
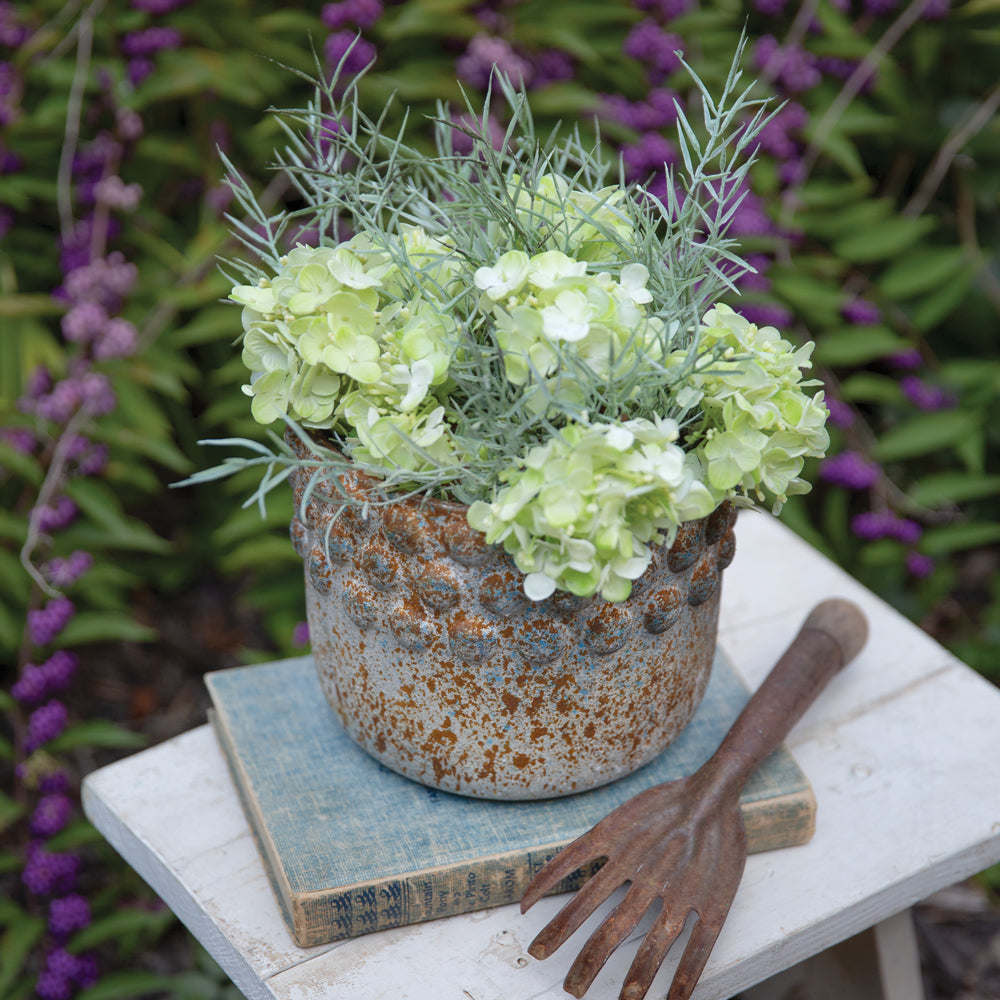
top-left (293, 848), bottom-right (599, 949)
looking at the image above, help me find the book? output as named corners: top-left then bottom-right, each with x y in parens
top-left (205, 652), bottom-right (815, 949)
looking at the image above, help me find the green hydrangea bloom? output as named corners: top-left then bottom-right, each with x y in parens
top-left (231, 230), bottom-right (457, 428)
top-left (690, 303), bottom-right (830, 510)
top-left (474, 249), bottom-right (668, 412)
top-left (467, 416), bottom-right (715, 601)
top-left (341, 392), bottom-right (459, 472)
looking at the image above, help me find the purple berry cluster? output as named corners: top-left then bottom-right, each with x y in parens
top-left (12, 651), bottom-right (79, 706)
top-left (451, 1), bottom-right (574, 100)
top-left (324, 0), bottom-right (384, 84)
top-left (123, 25), bottom-right (182, 85)
top-left (820, 450), bottom-right (881, 490)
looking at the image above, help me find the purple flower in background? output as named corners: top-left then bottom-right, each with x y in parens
top-left (778, 158), bottom-right (806, 187)
top-left (900, 375), bottom-right (954, 412)
top-left (23, 843), bottom-right (79, 895)
top-left (823, 393), bottom-right (854, 430)
top-left (131, 0), bottom-right (189, 11)
top-left (602, 89), bottom-right (681, 132)
top-left (128, 58), bottom-right (155, 86)
top-left (0, 2), bottom-right (29, 47)
top-left (820, 450), bottom-right (881, 490)
top-left (78, 371), bottom-right (117, 415)
top-left (841, 298), bottom-right (882, 325)
top-left (635, 0), bottom-right (692, 18)
top-left (754, 37), bottom-right (821, 93)
top-left (48, 894), bottom-right (92, 938)
top-left (61, 302), bottom-right (109, 344)
top-left (531, 49), bottom-right (574, 88)
top-left (921, 0), bottom-right (950, 17)
top-left (623, 22), bottom-right (684, 80)
top-left (43, 552), bottom-right (94, 589)
top-left (40, 772), bottom-right (70, 795)
top-left (863, 0), bottom-right (899, 13)
top-left (25, 701), bottom-right (70, 754)
top-left (35, 497), bottom-right (79, 534)
top-left (12, 651), bottom-right (79, 705)
top-left (906, 551), bottom-right (935, 577)
top-left (778, 46), bottom-right (821, 93)
top-left (754, 0), bottom-right (788, 14)
top-left (292, 621), bottom-right (311, 648)
top-left (35, 971), bottom-right (71, 1000)
top-left (77, 442), bottom-right (110, 477)
top-left (756, 102), bottom-right (807, 159)
top-left (456, 34), bottom-right (533, 89)
top-left (63, 252), bottom-right (138, 309)
top-left (95, 175), bottom-right (143, 212)
top-left (322, 0), bottom-right (383, 30)
top-left (0, 425), bottom-right (35, 454)
top-left (33, 381), bottom-right (82, 424)
top-left (736, 254), bottom-right (772, 293)
top-left (446, 111), bottom-right (507, 155)
top-left (27, 597), bottom-right (76, 647)
top-left (727, 186), bottom-right (773, 237)
top-left (325, 30), bottom-right (377, 76)
top-left (0, 60), bottom-right (23, 126)
top-left (30, 793), bottom-right (73, 838)
top-left (737, 301), bottom-right (793, 329)
top-left (94, 317), bottom-right (138, 359)
top-left (621, 131), bottom-right (678, 181)
top-left (122, 27), bottom-right (182, 58)
top-left (851, 511), bottom-right (922, 544)
top-left (887, 348), bottom-right (922, 370)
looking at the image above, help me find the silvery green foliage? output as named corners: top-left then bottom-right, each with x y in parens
top-left (190, 38), bottom-right (829, 600)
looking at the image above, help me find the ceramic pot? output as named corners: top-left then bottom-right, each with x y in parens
top-left (287, 440), bottom-right (736, 800)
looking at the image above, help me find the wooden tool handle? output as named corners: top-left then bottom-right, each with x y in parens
top-left (702, 598), bottom-right (868, 794)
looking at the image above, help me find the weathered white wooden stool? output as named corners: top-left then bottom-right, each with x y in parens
top-left (82, 511), bottom-right (1000, 1000)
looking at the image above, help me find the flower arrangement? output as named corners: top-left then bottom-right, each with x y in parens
top-left (194, 39), bottom-right (829, 602)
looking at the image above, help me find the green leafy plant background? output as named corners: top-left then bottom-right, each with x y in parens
top-left (1, 0), bottom-right (998, 994)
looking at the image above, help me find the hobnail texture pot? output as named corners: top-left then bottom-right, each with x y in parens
top-left (287, 441), bottom-right (737, 800)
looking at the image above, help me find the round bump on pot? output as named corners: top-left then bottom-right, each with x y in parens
top-left (343, 579), bottom-right (379, 629)
top-left (643, 586), bottom-right (683, 634)
top-left (443, 519), bottom-right (493, 567)
top-left (550, 589), bottom-right (587, 616)
top-left (301, 496), bottom-right (331, 532)
top-left (447, 611), bottom-right (496, 663)
top-left (517, 614), bottom-right (567, 665)
top-left (667, 520), bottom-right (704, 573)
top-left (479, 571), bottom-right (528, 617)
top-left (383, 505), bottom-right (433, 557)
top-left (361, 540), bottom-right (398, 592)
top-left (289, 517), bottom-right (310, 559)
top-left (704, 501), bottom-right (736, 544)
top-left (687, 555), bottom-right (719, 607)
top-left (323, 521), bottom-right (355, 562)
top-left (717, 530), bottom-right (737, 571)
top-left (585, 603), bottom-right (633, 656)
top-left (307, 544), bottom-right (334, 593)
top-left (391, 602), bottom-right (438, 651)
top-left (417, 560), bottom-right (462, 613)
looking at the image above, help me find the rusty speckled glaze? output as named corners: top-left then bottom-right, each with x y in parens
top-left (287, 435), bottom-right (737, 800)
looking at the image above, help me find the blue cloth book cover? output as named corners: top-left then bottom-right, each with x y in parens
top-left (205, 652), bottom-right (814, 948)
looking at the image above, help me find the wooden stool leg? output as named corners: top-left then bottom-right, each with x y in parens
top-left (873, 909), bottom-right (925, 1000)
top-left (737, 909), bottom-right (925, 1000)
